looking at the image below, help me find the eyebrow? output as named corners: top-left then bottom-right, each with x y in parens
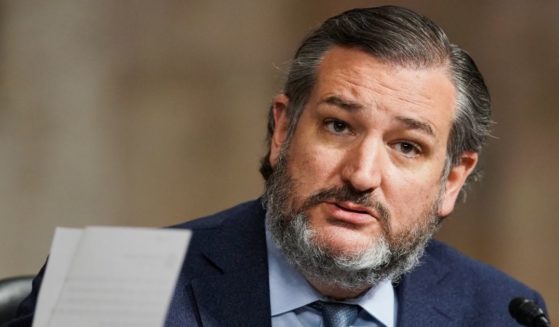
top-left (320, 95), bottom-right (436, 137)
top-left (395, 116), bottom-right (435, 137)
top-left (319, 96), bottom-right (364, 111)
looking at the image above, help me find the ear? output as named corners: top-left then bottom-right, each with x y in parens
top-left (437, 151), bottom-right (478, 217)
top-left (269, 94), bottom-right (290, 167)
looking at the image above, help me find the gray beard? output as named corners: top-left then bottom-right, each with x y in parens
top-left (263, 153), bottom-right (443, 294)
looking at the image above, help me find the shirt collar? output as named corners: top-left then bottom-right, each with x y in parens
top-left (266, 228), bottom-right (396, 327)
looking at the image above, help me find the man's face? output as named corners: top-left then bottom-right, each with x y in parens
top-left (267, 47), bottom-right (477, 286)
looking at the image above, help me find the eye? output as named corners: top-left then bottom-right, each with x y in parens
top-left (393, 141), bottom-right (422, 157)
top-left (324, 119), bottom-right (351, 135)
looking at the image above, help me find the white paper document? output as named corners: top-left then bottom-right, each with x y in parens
top-left (33, 226), bottom-right (191, 327)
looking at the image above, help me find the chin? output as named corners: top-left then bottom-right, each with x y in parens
top-left (313, 229), bottom-right (376, 257)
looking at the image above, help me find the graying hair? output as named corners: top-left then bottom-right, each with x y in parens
top-left (259, 6), bottom-right (492, 200)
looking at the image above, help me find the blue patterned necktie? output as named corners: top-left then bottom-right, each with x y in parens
top-left (311, 301), bottom-right (360, 327)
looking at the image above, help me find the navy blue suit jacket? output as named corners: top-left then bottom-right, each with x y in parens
top-left (5, 200), bottom-right (547, 326)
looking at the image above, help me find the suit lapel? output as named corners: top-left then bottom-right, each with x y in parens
top-left (395, 241), bottom-right (461, 326)
top-left (190, 201), bottom-right (272, 326)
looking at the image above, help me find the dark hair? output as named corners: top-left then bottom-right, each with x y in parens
top-left (259, 6), bottom-right (491, 197)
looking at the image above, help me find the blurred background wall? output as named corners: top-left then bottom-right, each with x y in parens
top-left (1, 0), bottom-right (557, 320)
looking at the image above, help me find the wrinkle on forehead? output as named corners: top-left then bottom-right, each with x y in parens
top-left (310, 46), bottom-right (456, 140)
top-left (316, 51), bottom-right (452, 109)
top-left (373, 64), bottom-right (451, 105)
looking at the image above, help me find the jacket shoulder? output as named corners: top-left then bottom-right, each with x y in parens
top-left (397, 240), bottom-right (547, 326)
top-left (427, 239), bottom-right (546, 312)
top-left (427, 239), bottom-right (531, 290)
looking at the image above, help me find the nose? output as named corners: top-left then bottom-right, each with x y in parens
top-left (340, 138), bottom-right (383, 193)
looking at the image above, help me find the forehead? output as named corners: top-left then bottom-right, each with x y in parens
top-left (309, 46), bottom-right (456, 139)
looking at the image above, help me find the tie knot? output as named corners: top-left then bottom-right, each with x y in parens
top-left (311, 301), bottom-right (360, 327)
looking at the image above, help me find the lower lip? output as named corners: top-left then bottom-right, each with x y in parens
top-left (323, 203), bottom-right (376, 225)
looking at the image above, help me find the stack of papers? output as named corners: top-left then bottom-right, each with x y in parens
top-left (32, 226), bottom-right (191, 327)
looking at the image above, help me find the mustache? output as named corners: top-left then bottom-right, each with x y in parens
top-left (299, 184), bottom-right (391, 227)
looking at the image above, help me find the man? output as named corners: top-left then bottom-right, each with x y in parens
top-left (7, 5), bottom-right (548, 327)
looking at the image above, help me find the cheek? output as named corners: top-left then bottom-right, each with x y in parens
top-left (287, 143), bottom-right (342, 193)
top-left (383, 169), bottom-right (441, 229)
